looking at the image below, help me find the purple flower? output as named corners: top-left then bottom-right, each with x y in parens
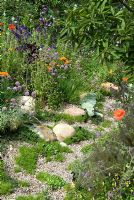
top-left (17, 85), bottom-right (22, 91)
top-left (31, 91), bottom-right (36, 98)
top-left (12, 86), bottom-right (18, 92)
top-left (24, 91), bottom-right (30, 96)
top-left (15, 81), bottom-right (20, 86)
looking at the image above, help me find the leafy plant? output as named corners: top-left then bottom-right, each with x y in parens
top-left (64, 127), bottom-right (94, 144)
top-left (80, 93), bottom-right (96, 116)
top-left (36, 172), bottom-right (66, 190)
top-left (16, 191), bottom-right (51, 200)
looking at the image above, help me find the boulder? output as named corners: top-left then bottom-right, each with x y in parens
top-left (64, 105), bottom-right (86, 117)
top-left (35, 125), bottom-right (56, 141)
top-left (19, 96), bottom-right (35, 114)
top-left (53, 123), bottom-right (75, 142)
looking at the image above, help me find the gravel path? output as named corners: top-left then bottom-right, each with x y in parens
top-left (0, 97), bottom-right (117, 200)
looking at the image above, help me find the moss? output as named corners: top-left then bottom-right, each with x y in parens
top-left (64, 127), bottom-right (93, 144)
top-left (18, 180), bottom-right (30, 188)
top-left (38, 141), bottom-right (72, 162)
top-left (15, 146), bottom-right (38, 174)
top-left (36, 172), bottom-right (66, 190)
top-left (16, 191), bottom-right (50, 200)
top-left (0, 160), bottom-right (17, 195)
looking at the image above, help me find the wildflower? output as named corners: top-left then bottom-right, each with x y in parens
top-left (12, 86), bottom-right (18, 92)
top-left (8, 24), bottom-right (16, 30)
top-left (24, 91), bottom-right (30, 96)
top-left (15, 81), bottom-right (20, 86)
top-left (0, 72), bottom-right (9, 77)
top-left (122, 77), bottom-right (128, 83)
top-left (113, 109), bottom-right (125, 121)
top-left (31, 91), bottom-right (36, 98)
top-left (0, 22), bottom-right (4, 26)
top-left (59, 56), bottom-right (67, 62)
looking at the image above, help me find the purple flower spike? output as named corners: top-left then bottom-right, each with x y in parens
top-left (31, 91), bottom-right (36, 98)
top-left (15, 81), bottom-right (20, 86)
top-left (24, 91), bottom-right (30, 96)
top-left (13, 86), bottom-right (18, 92)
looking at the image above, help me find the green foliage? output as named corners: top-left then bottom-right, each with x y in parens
top-left (36, 172), bottom-right (66, 190)
top-left (36, 110), bottom-right (87, 124)
top-left (16, 191), bottom-right (50, 200)
top-left (62, 0), bottom-right (134, 65)
top-left (80, 93), bottom-right (96, 116)
top-left (64, 184), bottom-right (91, 200)
top-left (81, 144), bottom-right (94, 154)
top-left (15, 146), bottom-right (38, 174)
top-left (37, 141), bottom-right (72, 162)
top-left (18, 180), bottom-right (30, 188)
top-left (0, 109), bottom-right (24, 133)
top-left (0, 160), bottom-right (17, 195)
top-left (64, 127), bottom-right (94, 144)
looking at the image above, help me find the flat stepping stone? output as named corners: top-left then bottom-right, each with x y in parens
top-left (35, 125), bottom-right (57, 141)
top-left (53, 123), bottom-right (75, 142)
top-left (63, 105), bottom-right (86, 117)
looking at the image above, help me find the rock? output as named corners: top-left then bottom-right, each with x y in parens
top-left (53, 123), bottom-right (75, 142)
top-left (63, 105), bottom-right (86, 117)
top-left (19, 96), bottom-right (35, 114)
top-left (60, 142), bottom-right (68, 147)
top-left (35, 125), bottom-right (57, 141)
top-left (101, 82), bottom-right (119, 92)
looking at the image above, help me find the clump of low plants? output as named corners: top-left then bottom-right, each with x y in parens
top-left (36, 172), bottom-right (66, 190)
top-left (15, 146), bottom-right (38, 174)
top-left (0, 159), bottom-right (18, 195)
top-left (37, 141), bottom-right (72, 162)
top-left (64, 127), bottom-right (94, 144)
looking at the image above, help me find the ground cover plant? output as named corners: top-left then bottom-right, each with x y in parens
top-left (0, 0), bottom-right (134, 199)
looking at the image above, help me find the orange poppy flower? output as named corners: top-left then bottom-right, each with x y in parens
top-left (0, 22), bottom-right (4, 26)
top-left (122, 77), bottom-right (128, 83)
top-left (0, 72), bottom-right (9, 77)
top-left (113, 109), bottom-right (125, 121)
top-left (64, 59), bottom-right (70, 64)
top-left (8, 24), bottom-right (16, 30)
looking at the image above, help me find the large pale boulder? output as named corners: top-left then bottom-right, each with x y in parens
top-left (53, 123), bottom-right (75, 142)
top-left (64, 105), bottom-right (86, 117)
top-left (19, 96), bottom-right (35, 114)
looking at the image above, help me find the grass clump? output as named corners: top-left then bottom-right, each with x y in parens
top-left (64, 127), bottom-right (94, 144)
top-left (18, 180), bottom-right (30, 188)
top-left (16, 191), bottom-right (50, 200)
top-left (37, 141), bottom-right (72, 162)
top-left (36, 172), bottom-right (66, 190)
top-left (15, 146), bottom-right (38, 174)
top-left (0, 160), bottom-right (17, 195)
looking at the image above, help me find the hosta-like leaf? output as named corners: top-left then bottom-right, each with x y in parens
top-left (80, 93), bottom-right (96, 116)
